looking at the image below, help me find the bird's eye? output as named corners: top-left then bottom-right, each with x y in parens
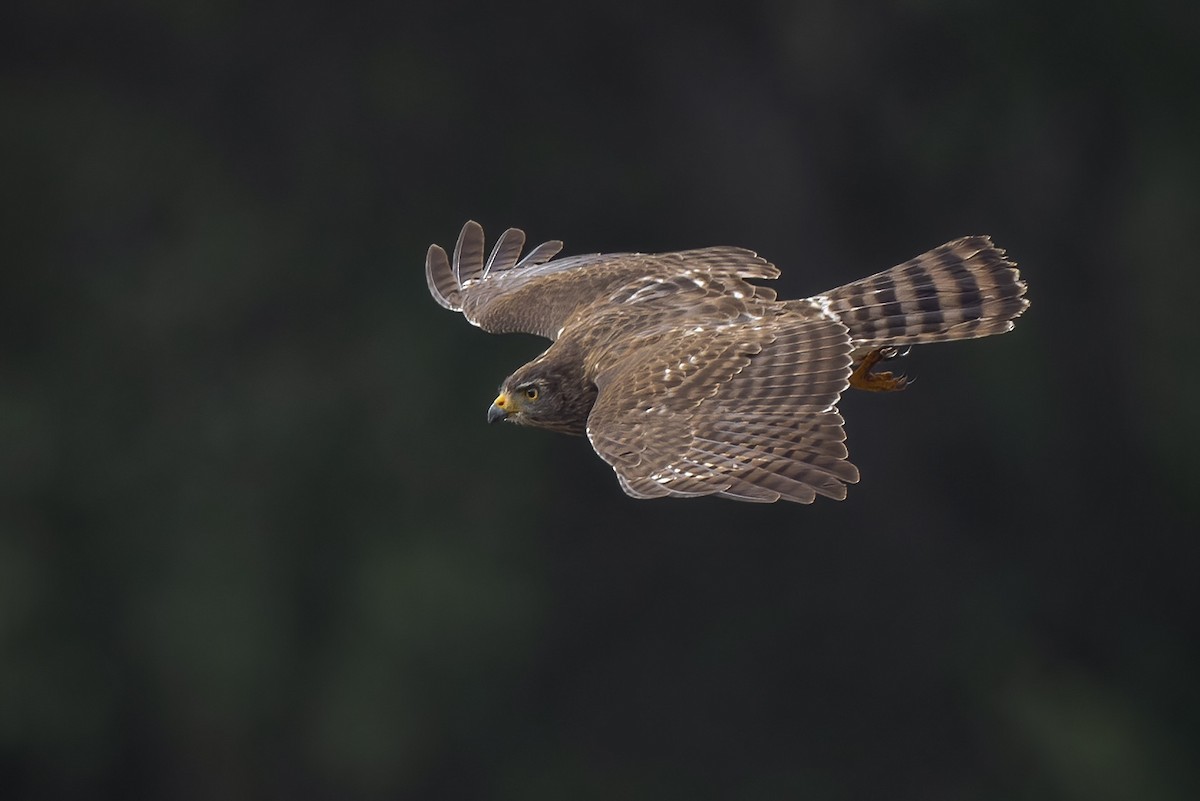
top-left (525, 386), bottom-right (539, 400)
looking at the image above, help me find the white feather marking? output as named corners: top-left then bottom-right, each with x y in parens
top-left (809, 294), bottom-right (838, 321)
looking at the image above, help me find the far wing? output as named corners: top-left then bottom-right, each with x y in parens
top-left (585, 311), bottom-right (858, 503)
top-left (425, 221), bottom-right (780, 340)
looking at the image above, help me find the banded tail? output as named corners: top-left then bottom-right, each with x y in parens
top-left (808, 236), bottom-right (1029, 350)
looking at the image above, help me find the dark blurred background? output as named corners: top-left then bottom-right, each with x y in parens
top-left (2, 1), bottom-right (1198, 798)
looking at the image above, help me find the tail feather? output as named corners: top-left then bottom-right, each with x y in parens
top-left (808, 236), bottom-right (1028, 349)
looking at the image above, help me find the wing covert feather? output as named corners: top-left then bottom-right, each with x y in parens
top-left (425, 221), bottom-right (780, 339)
top-left (586, 313), bottom-right (858, 503)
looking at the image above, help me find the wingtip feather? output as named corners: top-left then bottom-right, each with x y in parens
top-left (453, 220), bottom-right (486, 287)
top-left (484, 227), bottom-right (527, 278)
top-left (515, 239), bottom-right (565, 269)
top-left (425, 243), bottom-right (459, 310)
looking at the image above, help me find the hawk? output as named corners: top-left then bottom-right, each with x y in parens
top-left (426, 221), bottom-right (1028, 503)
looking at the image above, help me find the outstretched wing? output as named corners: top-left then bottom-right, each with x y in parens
top-left (585, 307), bottom-right (859, 503)
top-left (426, 221), bottom-right (780, 340)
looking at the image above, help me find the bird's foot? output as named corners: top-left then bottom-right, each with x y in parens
top-left (849, 346), bottom-right (910, 392)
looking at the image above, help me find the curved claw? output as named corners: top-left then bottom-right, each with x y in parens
top-left (849, 347), bottom-right (911, 392)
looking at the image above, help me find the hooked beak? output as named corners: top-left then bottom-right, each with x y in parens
top-left (487, 393), bottom-right (511, 424)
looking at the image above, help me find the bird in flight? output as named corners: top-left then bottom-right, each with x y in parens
top-left (426, 221), bottom-right (1028, 503)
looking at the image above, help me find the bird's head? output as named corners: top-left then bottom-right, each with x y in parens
top-left (488, 363), bottom-right (594, 435)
